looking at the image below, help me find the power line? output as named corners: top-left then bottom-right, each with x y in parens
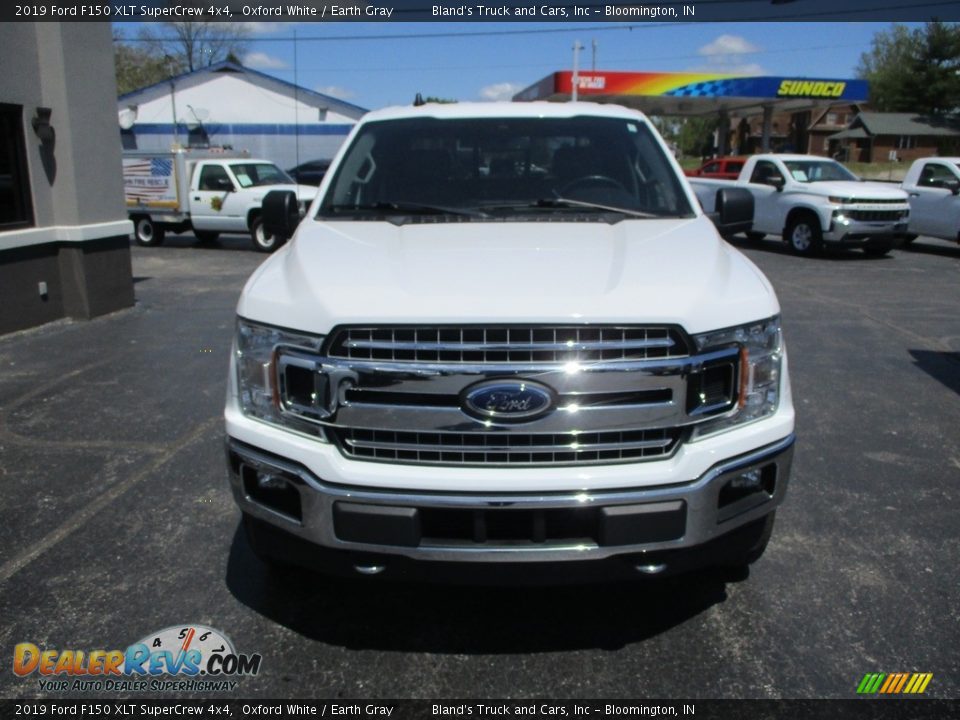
top-left (271, 41), bottom-right (870, 74)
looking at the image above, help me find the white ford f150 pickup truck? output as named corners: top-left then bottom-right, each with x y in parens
top-left (899, 156), bottom-right (960, 245)
top-left (690, 154), bottom-right (911, 257)
top-left (124, 149), bottom-right (316, 252)
top-left (225, 102), bottom-right (795, 583)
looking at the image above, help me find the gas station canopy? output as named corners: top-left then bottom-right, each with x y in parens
top-left (514, 71), bottom-right (868, 118)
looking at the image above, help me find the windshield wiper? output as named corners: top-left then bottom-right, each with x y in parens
top-left (526, 197), bottom-right (661, 219)
top-left (329, 201), bottom-right (489, 219)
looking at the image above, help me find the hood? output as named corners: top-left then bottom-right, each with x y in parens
top-left (237, 216), bottom-right (778, 337)
top-left (792, 181), bottom-right (908, 202)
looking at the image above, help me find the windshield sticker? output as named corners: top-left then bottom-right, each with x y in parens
top-left (791, 169), bottom-right (808, 182)
top-left (627, 123), bottom-right (638, 133)
top-left (234, 173), bottom-right (253, 188)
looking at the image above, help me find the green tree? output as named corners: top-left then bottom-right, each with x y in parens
top-left (114, 22), bottom-right (250, 96)
top-left (857, 22), bottom-right (960, 115)
top-left (113, 29), bottom-right (184, 95)
top-left (913, 22), bottom-right (960, 116)
top-left (677, 116), bottom-right (720, 158)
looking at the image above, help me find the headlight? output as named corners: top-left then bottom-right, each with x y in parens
top-left (235, 318), bottom-right (326, 436)
top-left (690, 316), bottom-right (783, 440)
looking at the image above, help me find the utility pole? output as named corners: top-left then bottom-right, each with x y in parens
top-left (572, 40), bottom-right (584, 102)
top-left (166, 55), bottom-right (179, 148)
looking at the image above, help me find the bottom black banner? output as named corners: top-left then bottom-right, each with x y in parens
top-left (1, 699), bottom-right (957, 719)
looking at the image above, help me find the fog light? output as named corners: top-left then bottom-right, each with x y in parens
top-left (241, 464), bottom-right (302, 522)
top-left (718, 464), bottom-right (776, 511)
top-left (257, 471), bottom-right (288, 490)
top-left (729, 468), bottom-right (762, 490)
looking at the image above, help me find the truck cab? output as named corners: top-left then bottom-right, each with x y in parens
top-left (124, 149), bottom-right (316, 252)
top-left (900, 157), bottom-right (960, 244)
top-left (690, 154), bottom-right (910, 256)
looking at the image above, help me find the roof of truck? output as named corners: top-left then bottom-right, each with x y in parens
top-left (757, 154), bottom-right (840, 162)
top-left (359, 101), bottom-right (650, 123)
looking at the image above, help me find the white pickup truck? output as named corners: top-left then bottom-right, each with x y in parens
top-left (690, 154), bottom-right (911, 257)
top-left (225, 102), bottom-right (795, 584)
top-left (899, 157), bottom-right (960, 245)
top-left (123, 149), bottom-right (316, 252)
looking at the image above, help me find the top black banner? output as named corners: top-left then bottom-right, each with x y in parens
top-left (7, 0), bottom-right (960, 23)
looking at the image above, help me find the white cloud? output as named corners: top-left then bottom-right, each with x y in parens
top-left (315, 85), bottom-right (356, 100)
top-left (479, 82), bottom-right (523, 102)
top-left (699, 34), bottom-right (760, 58)
top-left (693, 35), bottom-right (764, 75)
top-left (689, 63), bottom-right (766, 76)
top-left (243, 52), bottom-right (288, 70)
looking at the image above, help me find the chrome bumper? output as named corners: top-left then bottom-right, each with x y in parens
top-left (825, 218), bottom-right (908, 243)
top-left (226, 434), bottom-right (795, 564)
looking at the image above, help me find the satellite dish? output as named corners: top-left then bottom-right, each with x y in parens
top-left (183, 105), bottom-right (211, 130)
top-left (118, 106), bottom-right (138, 130)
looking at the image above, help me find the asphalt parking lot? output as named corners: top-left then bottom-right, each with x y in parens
top-left (1, 231), bottom-right (958, 700)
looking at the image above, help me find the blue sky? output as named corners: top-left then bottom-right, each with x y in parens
top-left (122, 21), bottom-right (920, 110)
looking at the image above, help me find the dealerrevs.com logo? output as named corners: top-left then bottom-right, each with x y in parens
top-left (13, 624), bottom-right (261, 693)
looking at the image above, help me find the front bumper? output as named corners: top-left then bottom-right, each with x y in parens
top-left (824, 217), bottom-right (909, 244)
top-left (226, 433), bottom-right (794, 572)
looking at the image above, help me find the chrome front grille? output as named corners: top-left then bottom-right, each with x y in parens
top-left (273, 325), bottom-right (732, 468)
top-left (326, 325), bottom-right (688, 363)
top-left (334, 427), bottom-right (683, 466)
top-left (848, 209), bottom-right (907, 222)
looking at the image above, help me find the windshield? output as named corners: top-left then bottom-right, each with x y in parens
top-left (783, 160), bottom-right (858, 183)
top-left (229, 163), bottom-right (293, 187)
top-left (319, 116), bottom-right (694, 221)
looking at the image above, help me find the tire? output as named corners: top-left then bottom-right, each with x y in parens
top-left (242, 514), bottom-right (294, 572)
top-left (250, 216), bottom-right (282, 253)
top-left (785, 214), bottom-right (822, 256)
top-left (194, 230), bottom-right (219, 245)
top-left (900, 234), bottom-right (918, 245)
top-left (133, 215), bottom-right (165, 246)
top-left (863, 240), bottom-right (893, 257)
top-left (744, 231), bottom-right (766, 242)
top-left (721, 511), bottom-right (777, 568)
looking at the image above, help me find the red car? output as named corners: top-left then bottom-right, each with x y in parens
top-left (685, 156), bottom-right (748, 180)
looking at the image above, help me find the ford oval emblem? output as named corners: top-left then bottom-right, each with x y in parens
top-left (462, 379), bottom-right (555, 422)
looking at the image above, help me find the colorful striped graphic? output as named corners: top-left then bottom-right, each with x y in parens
top-left (857, 672), bottom-right (933, 694)
top-left (516, 71), bottom-right (869, 103)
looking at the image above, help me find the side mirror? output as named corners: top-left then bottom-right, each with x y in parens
top-left (262, 190), bottom-right (300, 241)
top-left (712, 187), bottom-right (754, 237)
top-left (215, 177), bottom-right (234, 192)
top-left (945, 179), bottom-right (960, 195)
top-left (768, 176), bottom-right (785, 192)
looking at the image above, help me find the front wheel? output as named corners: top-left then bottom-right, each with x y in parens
top-left (250, 216), bottom-right (282, 253)
top-left (133, 215), bottom-right (165, 246)
top-left (242, 514), bottom-right (297, 574)
top-left (785, 215), bottom-right (822, 256)
top-left (720, 512), bottom-right (777, 568)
